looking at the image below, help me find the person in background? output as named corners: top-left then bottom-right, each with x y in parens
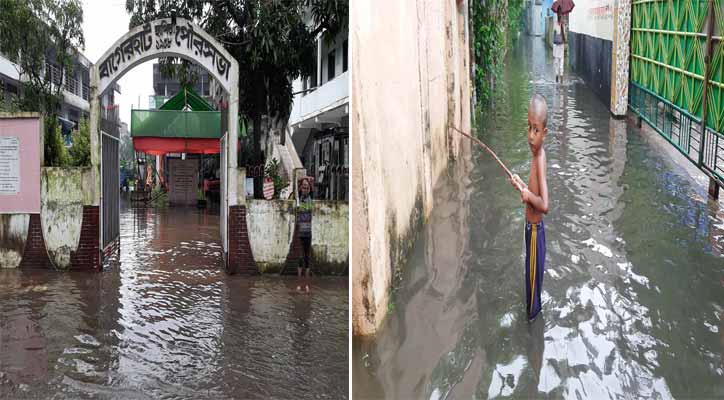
top-left (553, 7), bottom-right (566, 83)
top-left (296, 177), bottom-right (314, 293)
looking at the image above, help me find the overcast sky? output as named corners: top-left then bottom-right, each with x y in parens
top-left (81, 0), bottom-right (153, 127)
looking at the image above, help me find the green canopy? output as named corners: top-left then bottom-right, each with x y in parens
top-left (159, 86), bottom-right (215, 111)
top-left (131, 86), bottom-right (246, 139)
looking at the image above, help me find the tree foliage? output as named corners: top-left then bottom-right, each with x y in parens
top-left (43, 116), bottom-right (69, 167)
top-left (68, 117), bottom-right (90, 166)
top-left (472, 0), bottom-right (525, 104)
top-left (125, 0), bottom-right (348, 164)
top-left (0, 0), bottom-right (84, 113)
top-left (0, 0), bottom-right (86, 167)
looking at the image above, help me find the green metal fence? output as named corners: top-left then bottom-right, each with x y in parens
top-left (630, 0), bottom-right (724, 184)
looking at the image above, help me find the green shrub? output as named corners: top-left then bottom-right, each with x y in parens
top-left (68, 117), bottom-right (90, 166)
top-left (44, 116), bottom-right (69, 167)
top-left (264, 157), bottom-right (289, 199)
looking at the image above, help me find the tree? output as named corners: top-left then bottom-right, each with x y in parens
top-left (471, 0), bottom-right (524, 105)
top-left (68, 117), bottom-right (90, 166)
top-left (0, 0), bottom-right (85, 167)
top-left (125, 0), bottom-right (348, 169)
top-left (43, 116), bottom-right (69, 167)
top-left (0, 0), bottom-right (84, 114)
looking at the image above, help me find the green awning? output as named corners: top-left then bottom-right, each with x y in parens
top-left (131, 86), bottom-right (246, 139)
top-left (131, 109), bottom-right (221, 138)
top-left (159, 86), bottom-right (215, 111)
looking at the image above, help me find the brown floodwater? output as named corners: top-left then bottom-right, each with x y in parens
top-left (0, 199), bottom-right (348, 399)
top-left (353, 37), bottom-right (724, 399)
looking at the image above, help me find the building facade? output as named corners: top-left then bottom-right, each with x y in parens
top-left (0, 49), bottom-right (120, 142)
top-left (149, 62), bottom-right (212, 109)
top-left (288, 26), bottom-right (349, 201)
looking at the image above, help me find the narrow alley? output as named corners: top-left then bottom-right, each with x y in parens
top-left (353, 37), bottom-right (724, 399)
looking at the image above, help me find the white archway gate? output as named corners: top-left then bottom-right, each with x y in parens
top-left (90, 18), bottom-right (241, 271)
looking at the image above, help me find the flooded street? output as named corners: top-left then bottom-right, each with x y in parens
top-left (0, 199), bottom-right (348, 399)
top-left (353, 37), bottom-right (724, 399)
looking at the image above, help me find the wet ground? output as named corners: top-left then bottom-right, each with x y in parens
top-left (353, 37), bottom-right (724, 399)
top-left (0, 199), bottom-right (348, 399)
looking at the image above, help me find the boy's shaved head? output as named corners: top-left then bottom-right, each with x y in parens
top-left (529, 94), bottom-right (548, 128)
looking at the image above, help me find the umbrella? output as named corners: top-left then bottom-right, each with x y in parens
top-left (551, 0), bottom-right (575, 15)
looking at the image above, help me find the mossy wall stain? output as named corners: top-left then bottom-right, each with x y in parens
top-left (40, 167), bottom-right (88, 269)
top-left (247, 199), bottom-right (296, 272)
top-left (0, 214), bottom-right (30, 268)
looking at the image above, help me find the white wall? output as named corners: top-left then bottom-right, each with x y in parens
top-left (289, 71), bottom-right (348, 126)
top-left (568, 0), bottom-right (615, 40)
top-left (352, 0), bottom-right (472, 335)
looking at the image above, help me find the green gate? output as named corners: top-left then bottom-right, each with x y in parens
top-left (629, 0), bottom-right (724, 186)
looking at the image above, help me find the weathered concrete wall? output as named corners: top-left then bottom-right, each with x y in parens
top-left (352, 0), bottom-right (472, 335)
top-left (312, 201), bottom-right (349, 267)
top-left (0, 214), bottom-right (30, 268)
top-left (247, 199), bottom-right (296, 272)
top-left (247, 199), bottom-right (349, 273)
top-left (40, 167), bottom-right (93, 269)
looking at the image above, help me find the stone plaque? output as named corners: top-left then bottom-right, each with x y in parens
top-left (168, 158), bottom-right (199, 205)
top-left (0, 136), bottom-right (20, 195)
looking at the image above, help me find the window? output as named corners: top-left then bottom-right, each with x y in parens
top-left (343, 40), bottom-right (348, 72)
top-left (327, 50), bottom-right (336, 81)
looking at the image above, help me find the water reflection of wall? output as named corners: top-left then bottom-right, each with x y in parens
top-left (353, 140), bottom-right (473, 398)
top-left (0, 269), bottom-right (123, 393)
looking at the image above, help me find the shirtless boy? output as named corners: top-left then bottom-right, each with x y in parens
top-left (510, 94), bottom-right (550, 321)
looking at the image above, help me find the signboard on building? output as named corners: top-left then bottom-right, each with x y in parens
top-left (168, 158), bottom-right (199, 205)
top-left (0, 116), bottom-right (41, 213)
top-left (96, 18), bottom-right (235, 96)
top-left (568, 0), bottom-right (614, 41)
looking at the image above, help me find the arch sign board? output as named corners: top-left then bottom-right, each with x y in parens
top-left (90, 17), bottom-right (239, 256)
top-left (95, 18), bottom-right (238, 95)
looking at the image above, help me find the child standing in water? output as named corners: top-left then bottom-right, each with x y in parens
top-left (511, 94), bottom-right (550, 321)
top-left (297, 178), bottom-right (313, 292)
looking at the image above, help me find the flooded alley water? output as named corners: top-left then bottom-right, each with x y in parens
top-left (0, 199), bottom-right (348, 399)
top-left (353, 37), bottom-right (724, 399)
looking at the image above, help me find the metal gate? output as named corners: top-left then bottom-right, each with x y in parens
top-left (101, 129), bottom-right (120, 251)
top-left (629, 0), bottom-right (724, 185)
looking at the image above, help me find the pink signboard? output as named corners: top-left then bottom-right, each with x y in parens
top-left (0, 117), bottom-right (41, 213)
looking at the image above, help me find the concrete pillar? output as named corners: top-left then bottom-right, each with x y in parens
top-left (89, 66), bottom-right (101, 207)
top-left (610, 0), bottom-right (632, 117)
top-left (228, 88), bottom-right (239, 207)
top-left (317, 35), bottom-right (323, 85)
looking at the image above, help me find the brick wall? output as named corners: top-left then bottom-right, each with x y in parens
top-left (227, 205), bottom-right (257, 274)
top-left (69, 206), bottom-right (100, 270)
top-left (18, 214), bottom-right (53, 269)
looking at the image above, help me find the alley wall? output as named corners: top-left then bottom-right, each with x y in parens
top-left (352, 0), bottom-right (472, 335)
top-left (567, 0), bottom-right (631, 116)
